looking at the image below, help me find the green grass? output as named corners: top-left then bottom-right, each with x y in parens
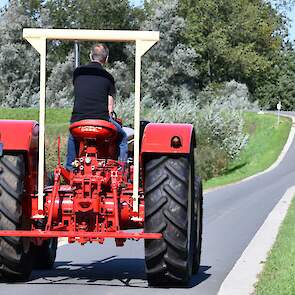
top-left (0, 107), bottom-right (72, 129)
top-left (255, 196), bottom-right (295, 295)
top-left (0, 107), bottom-right (71, 132)
top-left (0, 108), bottom-right (71, 170)
top-left (204, 112), bottom-right (292, 190)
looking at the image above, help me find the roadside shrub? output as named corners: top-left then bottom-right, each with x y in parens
top-left (46, 53), bottom-right (74, 107)
top-left (198, 80), bottom-right (258, 110)
top-left (116, 94), bottom-right (248, 180)
top-left (197, 145), bottom-right (229, 179)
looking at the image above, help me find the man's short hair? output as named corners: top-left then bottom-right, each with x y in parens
top-left (90, 44), bottom-right (109, 63)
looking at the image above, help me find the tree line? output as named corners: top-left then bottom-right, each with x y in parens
top-left (0, 0), bottom-right (294, 109)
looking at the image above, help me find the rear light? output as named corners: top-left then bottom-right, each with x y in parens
top-left (171, 136), bottom-right (182, 148)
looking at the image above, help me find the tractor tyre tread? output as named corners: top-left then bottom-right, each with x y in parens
top-left (144, 155), bottom-right (193, 286)
top-left (34, 238), bottom-right (57, 270)
top-left (192, 176), bottom-right (203, 274)
top-left (0, 154), bottom-right (34, 281)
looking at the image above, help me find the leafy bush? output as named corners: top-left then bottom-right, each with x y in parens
top-left (197, 145), bottom-right (229, 180)
top-left (115, 88), bottom-right (249, 180)
top-left (46, 53), bottom-right (74, 107)
top-left (198, 80), bottom-right (258, 110)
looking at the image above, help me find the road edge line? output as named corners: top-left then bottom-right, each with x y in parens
top-left (205, 114), bottom-right (295, 193)
top-left (217, 185), bottom-right (295, 295)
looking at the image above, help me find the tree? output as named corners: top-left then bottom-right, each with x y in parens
top-left (142, 0), bottom-right (200, 102)
top-left (0, 0), bottom-right (49, 107)
top-left (179, 0), bottom-right (287, 105)
top-left (46, 53), bottom-right (74, 107)
top-left (111, 0), bottom-right (200, 103)
top-left (45, 0), bottom-right (139, 64)
top-left (0, 0), bottom-right (140, 107)
top-left (256, 49), bottom-right (295, 110)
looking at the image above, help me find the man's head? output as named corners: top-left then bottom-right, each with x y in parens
top-left (90, 44), bottom-right (109, 64)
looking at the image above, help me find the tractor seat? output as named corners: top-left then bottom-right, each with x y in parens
top-left (69, 119), bottom-right (117, 140)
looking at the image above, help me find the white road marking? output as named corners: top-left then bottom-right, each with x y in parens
top-left (217, 185), bottom-right (295, 295)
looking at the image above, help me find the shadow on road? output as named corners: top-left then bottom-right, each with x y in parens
top-left (190, 266), bottom-right (211, 287)
top-left (223, 162), bottom-right (248, 175)
top-left (25, 257), bottom-right (211, 288)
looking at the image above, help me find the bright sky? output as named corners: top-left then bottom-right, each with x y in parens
top-left (287, 6), bottom-right (295, 41)
top-left (131, 0), bottom-right (144, 6)
top-left (0, 0), bottom-right (293, 41)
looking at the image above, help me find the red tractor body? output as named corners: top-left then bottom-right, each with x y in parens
top-left (0, 119), bottom-right (193, 244)
top-left (0, 120), bottom-right (39, 191)
top-left (141, 122), bottom-right (195, 153)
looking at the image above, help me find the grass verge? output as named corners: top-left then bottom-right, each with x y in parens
top-left (204, 112), bottom-right (292, 190)
top-left (255, 196), bottom-right (295, 295)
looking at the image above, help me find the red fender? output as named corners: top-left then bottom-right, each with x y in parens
top-left (141, 123), bottom-right (195, 154)
top-left (0, 120), bottom-right (39, 195)
top-left (0, 120), bottom-right (38, 152)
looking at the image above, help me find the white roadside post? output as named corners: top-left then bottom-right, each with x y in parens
top-left (23, 28), bottom-right (159, 216)
top-left (277, 101), bottom-right (281, 127)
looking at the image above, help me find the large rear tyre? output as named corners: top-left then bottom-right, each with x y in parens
top-left (34, 238), bottom-right (57, 269)
top-left (0, 153), bottom-right (34, 281)
top-left (144, 154), bottom-right (195, 286)
top-left (34, 171), bottom-right (57, 270)
top-left (192, 176), bottom-right (203, 274)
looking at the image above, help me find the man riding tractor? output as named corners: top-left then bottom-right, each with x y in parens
top-left (66, 44), bottom-right (128, 170)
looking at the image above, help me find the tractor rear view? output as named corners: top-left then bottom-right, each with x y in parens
top-left (0, 29), bottom-right (203, 286)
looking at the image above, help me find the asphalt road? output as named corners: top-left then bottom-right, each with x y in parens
top-left (1, 113), bottom-right (295, 295)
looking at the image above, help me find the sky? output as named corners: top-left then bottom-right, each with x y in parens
top-left (131, 0), bottom-right (144, 6)
top-left (287, 6), bottom-right (295, 41)
top-left (0, 0), bottom-right (294, 41)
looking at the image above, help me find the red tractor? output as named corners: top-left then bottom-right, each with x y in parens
top-left (0, 29), bottom-right (202, 286)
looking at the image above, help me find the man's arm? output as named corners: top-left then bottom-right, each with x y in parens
top-left (108, 78), bottom-right (116, 115)
top-left (108, 95), bottom-right (114, 115)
